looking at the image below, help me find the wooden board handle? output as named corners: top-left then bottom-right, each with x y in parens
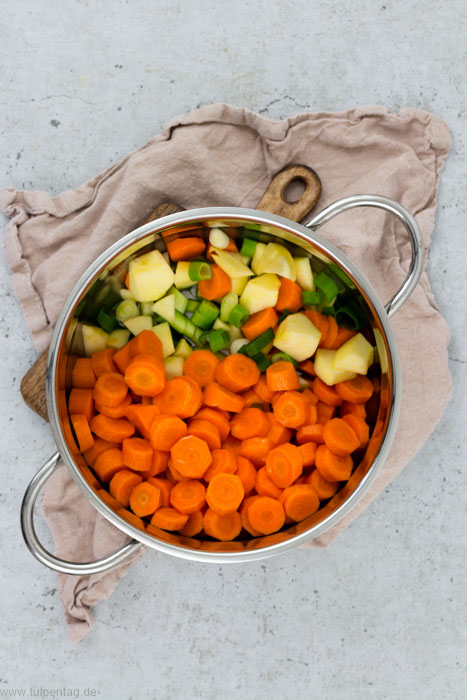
top-left (256, 164), bottom-right (321, 222)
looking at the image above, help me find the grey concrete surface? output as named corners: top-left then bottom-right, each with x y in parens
top-left (1, 1), bottom-right (466, 699)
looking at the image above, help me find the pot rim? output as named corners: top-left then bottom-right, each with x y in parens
top-left (46, 206), bottom-right (401, 563)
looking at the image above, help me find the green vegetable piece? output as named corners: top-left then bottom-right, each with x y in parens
top-left (115, 299), bottom-right (140, 323)
top-left (301, 291), bottom-right (322, 307)
top-left (220, 292), bottom-right (238, 322)
top-left (314, 272), bottom-right (339, 303)
top-left (192, 300), bottom-right (220, 329)
top-left (188, 261), bottom-right (212, 281)
top-left (227, 304), bottom-right (250, 328)
top-left (240, 238), bottom-right (258, 258)
top-left (97, 308), bottom-right (117, 334)
top-left (208, 329), bottom-right (230, 352)
top-left (241, 328), bottom-right (275, 357)
top-left (277, 309), bottom-right (294, 323)
top-left (335, 304), bottom-right (366, 330)
top-left (185, 299), bottom-right (200, 313)
top-left (321, 306), bottom-right (337, 316)
top-left (327, 262), bottom-right (356, 289)
top-left (252, 353), bottom-right (272, 372)
top-left (270, 352), bottom-right (298, 368)
top-left (168, 286), bottom-right (188, 313)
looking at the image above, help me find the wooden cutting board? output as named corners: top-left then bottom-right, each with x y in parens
top-left (20, 164), bottom-right (321, 421)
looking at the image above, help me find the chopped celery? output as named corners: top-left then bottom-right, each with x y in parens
top-left (327, 262), bottom-right (356, 289)
top-left (185, 299), bottom-right (200, 313)
top-left (240, 328), bottom-right (275, 357)
top-left (240, 238), bottom-right (258, 258)
top-left (189, 261), bottom-right (212, 281)
top-left (220, 293), bottom-right (238, 322)
top-left (252, 353), bottom-right (272, 372)
top-left (97, 308), bottom-right (117, 333)
top-left (314, 272), bottom-right (339, 303)
top-left (115, 299), bottom-right (139, 323)
top-left (140, 301), bottom-right (155, 316)
top-left (167, 286), bottom-right (188, 314)
top-left (208, 329), bottom-right (230, 352)
top-left (192, 300), bottom-right (220, 329)
top-left (301, 291), bottom-right (322, 307)
top-left (120, 288), bottom-right (136, 301)
top-left (227, 304), bottom-right (249, 327)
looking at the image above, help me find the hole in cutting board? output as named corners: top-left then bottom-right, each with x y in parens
top-left (282, 177), bottom-right (306, 203)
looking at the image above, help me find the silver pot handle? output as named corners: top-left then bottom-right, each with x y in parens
top-left (305, 194), bottom-right (425, 317)
top-left (21, 452), bottom-right (143, 575)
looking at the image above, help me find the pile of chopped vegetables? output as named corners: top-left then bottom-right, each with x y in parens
top-left (65, 225), bottom-right (381, 541)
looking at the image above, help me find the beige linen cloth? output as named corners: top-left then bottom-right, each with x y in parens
top-left (1, 104), bottom-right (452, 641)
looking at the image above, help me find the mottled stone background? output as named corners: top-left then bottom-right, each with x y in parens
top-left (1, 1), bottom-right (466, 698)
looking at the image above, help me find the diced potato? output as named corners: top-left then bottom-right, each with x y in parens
top-left (334, 332), bottom-right (374, 375)
top-left (106, 329), bottom-right (131, 350)
top-left (230, 276), bottom-right (249, 295)
top-left (173, 338), bottom-right (193, 360)
top-left (251, 242), bottom-right (268, 275)
top-left (152, 322), bottom-right (175, 357)
top-left (314, 349), bottom-right (357, 386)
top-left (373, 328), bottom-right (389, 374)
top-left (294, 257), bottom-right (314, 291)
top-left (124, 315), bottom-right (153, 336)
top-left (211, 249), bottom-right (253, 278)
top-left (273, 313), bottom-right (321, 362)
top-left (128, 250), bottom-right (175, 302)
top-left (240, 273), bottom-right (280, 314)
top-left (164, 355), bottom-right (184, 379)
top-left (82, 325), bottom-right (108, 357)
top-left (174, 261), bottom-right (194, 290)
top-left (260, 243), bottom-right (296, 280)
top-left (152, 295), bottom-right (175, 323)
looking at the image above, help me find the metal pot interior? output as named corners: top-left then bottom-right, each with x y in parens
top-left (51, 211), bottom-right (393, 558)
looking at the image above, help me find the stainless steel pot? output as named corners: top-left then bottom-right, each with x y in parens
top-left (21, 195), bottom-right (424, 574)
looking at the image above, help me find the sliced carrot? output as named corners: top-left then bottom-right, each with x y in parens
top-left (129, 329), bottom-right (163, 359)
top-left (93, 371), bottom-right (128, 407)
top-left (125, 354), bottom-right (166, 397)
top-left (304, 310), bottom-right (329, 347)
top-left (327, 326), bottom-right (357, 350)
top-left (166, 236), bottom-right (206, 262)
top-left (241, 389), bottom-right (268, 409)
top-left (203, 382), bottom-right (245, 413)
top-left (167, 457), bottom-right (187, 482)
top-left (240, 437), bottom-right (272, 467)
top-left (150, 414), bottom-right (188, 451)
top-left (124, 271), bottom-right (130, 288)
top-left (138, 450), bottom-right (170, 479)
top-left (302, 388), bottom-right (319, 406)
top-left (255, 467), bottom-right (283, 499)
top-left (155, 376), bottom-right (202, 418)
top-left (254, 375), bottom-right (274, 403)
top-left (241, 307), bottom-right (278, 341)
top-left (221, 435), bottom-right (243, 455)
top-left (71, 357), bottom-right (96, 389)
top-left (170, 434), bottom-right (212, 478)
top-left (70, 414), bottom-right (94, 452)
top-left (129, 481), bottom-right (162, 517)
top-left (198, 264), bottom-right (232, 300)
top-left (298, 359), bottom-right (316, 377)
top-left (240, 496), bottom-right (261, 536)
top-left (170, 480), bottom-right (206, 514)
top-left (183, 349), bottom-right (219, 387)
top-left (267, 415), bottom-right (293, 447)
top-left (203, 448), bottom-right (237, 482)
top-left (335, 376), bottom-right (374, 403)
top-left (141, 395), bottom-right (153, 405)
top-left (95, 393), bottom-right (132, 419)
top-left (91, 349), bottom-right (117, 377)
top-left (150, 506), bottom-right (189, 531)
top-left (275, 278), bottom-right (302, 313)
top-left (248, 496), bottom-right (285, 535)
top-left (83, 438), bottom-right (119, 467)
top-left (206, 473), bottom-right (244, 516)
top-left (203, 508), bottom-right (242, 541)
top-left (342, 414), bottom-right (370, 447)
top-left (147, 477), bottom-right (173, 507)
top-left (315, 445), bottom-right (353, 482)
top-left (266, 361), bottom-right (300, 392)
top-left (266, 443), bottom-right (303, 488)
top-left (93, 447), bottom-right (125, 482)
top-left (340, 401), bottom-right (367, 419)
top-left (306, 469), bottom-right (339, 500)
top-left (322, 315), bottom-right (339, 349)
top-left (215, 354), bottom-right (260, 393)
top-left (231, 407), bottom-right (270, 440)
top-left (122, 437), bottom-right (153, 471)
top-left (297, 441), bottom-right (317, 468)
top-left (322, 417), bottom-right (360, 456)
top-left (188, 419), bottom-right (221, 449)
top-left (90, 414), bottom-right (135, 442)
top-left (313, 377), bottom-right (343, 407)
top-left (235, 456), bottom-right (257, 495)
top-left (110, 469), bottom-right (143, 507)
top-left (113, 343), bottom-right (133, 374)
top-left (179, 510), bottom-right (204, 537)
top-left (124, 404), bottom-right (159, 440)
top-left (68, 388), bottom-right (94, 422)
top-left (280, 484), bottom-right (320, 522)
top-left (194, 407), bottom-right (231, 441)
top-left (316, 402), bottom-right (336, 425)
top-left (296, 423), bottom-right (324, 444)
top-left (273, 390), bottom-right (309, 429)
